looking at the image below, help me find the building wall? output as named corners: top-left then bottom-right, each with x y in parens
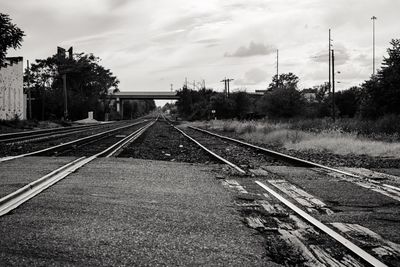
top-left (0, 57), bottom-right (26, 120)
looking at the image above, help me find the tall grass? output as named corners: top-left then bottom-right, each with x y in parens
top-left (189, 118), bottom-right (400, 158)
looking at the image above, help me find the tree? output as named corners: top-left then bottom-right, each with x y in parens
top-left (176, 87), bottom-right (215, 120)
top-left (26, 52), bottom-right (119, 120)
top-left (268, 72), bottom-right (299, 90)
top-left (258, 73), bottom-right (304, 118)
top-left (360, 39), bottom-right (400, 118)
top-left (210, 94), bottom-right (236, 119)
top-left (0, 13), bottom-right (24, 66)
top-left (335, 86), bottom-right (361, 118)
top-left (231, 91), bottom-right (252, 119)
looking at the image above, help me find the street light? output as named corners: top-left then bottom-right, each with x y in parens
top-left (371, 16), bottom-right (377, 76)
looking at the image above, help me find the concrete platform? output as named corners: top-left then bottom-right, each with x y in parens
top-left (0, 158), bottom-right (271, 266)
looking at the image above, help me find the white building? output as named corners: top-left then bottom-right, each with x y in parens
top-left (0, 57), bottom-right (26, 120)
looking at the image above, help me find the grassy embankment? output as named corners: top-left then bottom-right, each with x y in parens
top-left (189, 117), bottom-right (400, 158)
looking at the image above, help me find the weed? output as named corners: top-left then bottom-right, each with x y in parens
top-left (190, 119), bottom-right (400, 158)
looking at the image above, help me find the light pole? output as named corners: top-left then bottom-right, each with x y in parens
top-left (371, 16), bottom-right (377, 76)
top-left (276, 49), bottom-right (279, 87)
top-left (331, 49), bottom-right (335, 122)
top-left (328, 29), bottom-right (332, 93)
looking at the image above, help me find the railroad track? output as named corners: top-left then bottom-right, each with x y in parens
top-left (159, 118), bottom-right (399, 267)
top-left (0, 121), bottom-right (135, 158)
top-left (184, 124), bottom-right (400, 202)
top-left (1, 117), bottom-right (398, 266)
top-left (0, 118), bottom-right (157, 216)
top-left (0, 123), bottom-right (114, 144)
top-left (0, 120), bottom-right (149, 162)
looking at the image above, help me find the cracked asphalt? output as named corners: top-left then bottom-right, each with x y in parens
top-left (0, 158), bottom-right (274, 266)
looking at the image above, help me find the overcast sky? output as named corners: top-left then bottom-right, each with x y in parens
top-left (3, 0), bottom-right (399, 95)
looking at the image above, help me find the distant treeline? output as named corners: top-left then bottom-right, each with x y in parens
top-left (25, 52), bottom-right (156, 121)
top-left (175, 39), bottom-right (400, 122)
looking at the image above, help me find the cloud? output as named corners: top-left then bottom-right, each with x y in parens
top-left (224, 41), bottom-right (275, 57)
top-left (164, 13), bottom-right (230, 33)
top-left (311, 43), bottom-right (350, 66)
top-left (195, 38), bottom-right (220, 44)
top-left (235, 67), bottom-right (268, 85)
top-left (108, 0), bottom-right (131, 9)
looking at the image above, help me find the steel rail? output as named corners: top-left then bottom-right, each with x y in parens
top-left (188, 126), bottom-right (362, 179)
top-left (0, 123), bottom-right (105, 140)
top-left (255, 180), bottom-right (387, 267)
top-left (0, 121), bottom-right (146, 163)
top-left (0, 123), bottom-right (116, 144)
top-left (105, 120), bottom-right (157, 157)
top-left (188, 126), bottom-right (400, 195)
top-left (168, 123), bottom-right (246, 174)
top-left (0, 120), bottom-right (156, 216)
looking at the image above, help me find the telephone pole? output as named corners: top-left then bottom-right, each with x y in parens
top-left (371, 16), bottom-right (377, 76)
top-left (220, 77), bottom-right (234, 97)
top-left (27, 60), bottom-right (32, 120)
top-left (331, 49), bottom-right (336, 122)
top-left (62, 74), bottom-right (68, 119)
top-left (57, 46), bottom-right (71, 120)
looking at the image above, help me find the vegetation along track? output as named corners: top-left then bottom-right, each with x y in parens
top-left (0, 119), bottom-right (156, 217)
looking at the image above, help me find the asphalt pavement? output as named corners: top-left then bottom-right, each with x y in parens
top-left (0, 158), bottom-right (273, 266)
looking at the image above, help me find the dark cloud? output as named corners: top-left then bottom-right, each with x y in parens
top-left (224, 41), bottom-right (275, 57)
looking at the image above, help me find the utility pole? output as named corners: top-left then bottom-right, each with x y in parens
top-left (371, 16), bottom-right (377, 76)
top-left (221, 77), bottom-right (227, 96)
top-left (27, 60), bottom-right (32, 120)
top-left (185, 77), bottom-right (188, 89)
top-left (331, 49), bottom-right (335, 122)
top-left (328, 29), bottom-right (332, 93)
top-left (62, 74), bottom-right (68, 120)
top-left (57, 46), bottom-right (69, 120)
top-left (170, 84), bottom-right (173, 105)
top-left (220, 78), bottom-right (234, 97)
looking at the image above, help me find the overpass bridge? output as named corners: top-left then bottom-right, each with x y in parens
top-left (109, 91), bottom-right (179, 114)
